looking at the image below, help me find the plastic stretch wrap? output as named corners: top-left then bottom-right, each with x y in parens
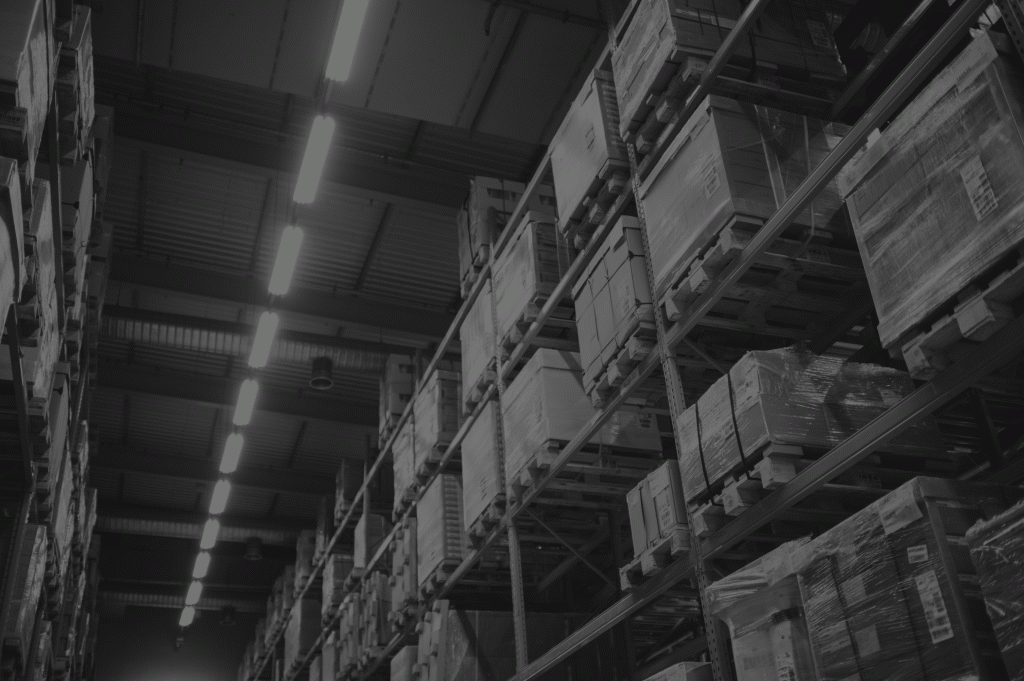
top-left (322, 553), bottom-right (354, 619)
top-left (412, 368), bottom-right (462, 472)
top-left (0, 0), bottom-right (57, 184)
top-left (676, 347), bottom-right (944, 501)
top-left (354, 513), bottom-right (389, 570)
top-left (1, 523), bottom-right (46, 667)
top-left (0, 159), bottom-right (24, 337)
top-left (492, 213), bottom-right (562, 344)
top-left (417, 473), bottom-right (466, 587)
top-left (284, 598), bottom-right (322, 672)
top-left (392, 645), bottom-right (418, 681)
top-left (502, 349), bottom-right (662, 489)
top-left (295, 529), bottom-right (317, 588)
top-left (612, 0), bottom-right (845, 138)
top-left (416, 600), bottom-right (569, 681)
top-left (549, 69), bottom-right (628, 233)
top-left (573, 216), bottom-right (655, 392)
top-left (461, 400), bottom-right (503, 534)
top-left (380, 355), bottom-right (415, 441)
top-left (838, 31), bottom-right (1024, 349)
top-left (639, 95), bottom-right (847, 302)
top-left (707, 477), bottom-right (1022, 681)
top-left (967, 499), bottom-right (1024, 679)
top-left (457, 177), bottom-right (555, 285)
top-left (460, 278), bottom-right (495, 399)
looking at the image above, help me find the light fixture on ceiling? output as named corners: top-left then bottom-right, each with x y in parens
top-left (293, 116), bottom-right (335, 204)
top-left (200, 519), bottom-right (220, 550)
top-left (268, 226), bottom-right (304, 296)
top-left (244, 537), bottom-right (263, 561)
top-left (220, 433), bottom-right (244, 474)
top-left (309, 356), bottom-right (333, 390)
top-left (185, 581), bottom-right (203, 607)
top-left (179, 606), bottom-right (196, 628)
top-left (326, 0), bottom-right (371, 82)
top-left (209, 480), bottom-right (232, 515)
top-left (233, 379), bottom-right (259, 426)
top-left (248, 312), bottom-right (280, 369)
top-left (192, 552), bottom-right (211, 579)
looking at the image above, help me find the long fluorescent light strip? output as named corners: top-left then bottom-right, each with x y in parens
top-left (269, 226), bottom-right (303, 296)
top-left (185, 580), bottom-right (203, 606)
top-left (179, 606), bottom-right (196, 627)
top-left (220, 433), bottom-right (244, 474)
top-left (249, 312), bottom-right (279, 368)
top-left (326, 0), bottom-right (371, 82)
top-left (233, 380), bottom-right (259, 426)
top-left (209, 480), bottom-right (232, 515)
top-left (293, 116), bottom-right (335, 204)
top-left (193, 552), bottom-right (211, 579)
top-left (200, 519), bottom-right (220, 550)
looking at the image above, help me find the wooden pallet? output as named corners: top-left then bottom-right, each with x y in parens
top-left (462, 358), bottom-right (496, 414)
top-left (900, 253), bottom-right (1024, 379)
top-left (418, 561), bottom-right (459, 598)
top-left (466, 497), bottom-right (505, 547)
top-left (619, 525), bottom-right (690, 591)
top-left (498, 295), bottom-right (577, 362)
top-left (388, 600), bottom-right (419, 629)
top-left (562, 165), bottom-right (630, 248)
top-left (460, 263), bottom-right (484, 299)
top-left (587, 321), bottom-right (657, 408)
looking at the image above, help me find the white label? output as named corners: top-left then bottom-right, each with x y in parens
top-left (960, 155), bottom-right (998, 221)
top-left (907, 545), bottom-right (929, 564)
top-left (806, 20), bottom-right (835, 50)
top-left (877, 484), bottom-right (923, 535)
top-left (841, 573), bottom-right (868, 605)
top-left (771, 620), bottom-right (799, 681)
top-left (854, 624), bottom-right (881, 658)
top-left (916, 569), bottom-right (955, 644)
top-left (701, 157), bottom-right (721, 199)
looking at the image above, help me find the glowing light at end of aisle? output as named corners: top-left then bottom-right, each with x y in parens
top-left (248, 312), bottom-right (280, 368)
top-left (293, 117), bottom-right (335, 204)
top-left (326, 0), bottom-right (371, 82)
top-left (185, 580), bottom-right (203, 606)
top-left (268, 226), bottom-right (303, 296)
top-left (220, 433), bottom-right (244, 474)
top-left (179, 606), bottom-right (196, 627)
top-left (209, 479), bottom-right (232, 515)
top-left (200, 518), bottom-right (220, 550)
top-left (192, 552), bottom-right (211, 579)
top-left (233, 379), bottom-right (259, 426)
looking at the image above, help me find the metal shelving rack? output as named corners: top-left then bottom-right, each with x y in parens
top-left (246, 0), bottom-right (1024, 679)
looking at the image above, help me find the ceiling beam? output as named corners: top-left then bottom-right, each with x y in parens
top-left (96, 364), bottom-right (379, 427)
top-left (107, 251), bottom-right (455, 339)
top-left (98, 588), bottom-right (267, 613)
top-left (93, 444), bottom-right (335, 495)
top-left (95, 504), bottom-right (305, 546)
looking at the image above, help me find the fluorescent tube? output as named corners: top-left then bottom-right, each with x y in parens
top-left (326, 0), bottom-right (371, 82)
top-left (293, 116), bottom-right (335, 204)
top-left (268, 226), bottom-right (303, 296)
top-left (192, 552), bottom-right (211, 579)
top-left (179, 606), bottom-right (196, 627)
top-left (185, 580), bottom-right (203, 606)
top-left (209, 480), bottom-right (231, 515)
top-left (220, 433), bottom-right (244, 474)
top-left (233, 379), bottom-right (259, 426)
top-left (200, 519), bottom-right (220, 550)
top-left (248, 312), bottom-right (279, 368)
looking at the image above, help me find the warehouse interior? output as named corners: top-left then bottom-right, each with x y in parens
top-left (3, 1), bottom-right (1024, 681)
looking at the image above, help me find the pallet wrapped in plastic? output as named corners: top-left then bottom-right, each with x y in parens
top-left (612, 0), bottom-right (845, 140)
top-left (0, 158), bottom-right (24, 338)
top-left (380, 355), bottom-right (415, 445)
top-left (461, 400), bottom-right (503, 536)
top-left (0, 0), bottom-right (57, 188)
top-left (638, 95), bottom-right (846, 306)
top-left (460, 278), bottom-right (495, 403)
top-left (284, 598), bottom-right (322, 673)
top-left (501, 349), bottom-right (662, 490)
top-left (627, 460), bottom-right (688, 554)
top-left (492, 212), bottom-right (562, 346)
top-left (457, 176), bottom-right (555, 288)
top-left (354, 513), bottom-right (389, 570)
top-left (706, 478), bottom-right (1021, 681)
top-left (1, 523), bottom-right (47, 670)
top-left (322, 553), bottom-right (353, 620)
top-left (294, 529), bottom-right (317, 589)
top-left (417, 473), bottom-right (466, 590)
top-left (573, 216), bottom-right (654, 394)
top-left (334, 458), bottom-right (363, 522)
top-left (412, 367), bottom-right (462, 475)
top-left (838, 31), bottom-right (1024, 352)
top-left (549, 69), bottom-right (628, 238)
top-left (676, 347), bottom-right (944, 503)
top-left (966, 499), bottom-right (1024, 679)
top-left (391, 645), bottom-right (417, 681)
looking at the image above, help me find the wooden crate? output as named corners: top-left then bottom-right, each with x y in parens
top-left (550, 69), bottom-right (630, 246)
top-left (416, 474), bottom-right (466, 594)
top-left (708, 478), bottom-right (1023, 681)
top-left (966, 499), bottom-right (1024, 680)
top-left (675, 348), bottom-right (945, 506)
top-left (461, 400), bottom-right (504, 543)
top-left (838, 32), bottom-right (1024, 366)
top-left (573, 216), bottom-right (656, 404)
top-left (612, 0), bottom-right (845, 145)
top-left (639, 95), bottom-right (847, 311)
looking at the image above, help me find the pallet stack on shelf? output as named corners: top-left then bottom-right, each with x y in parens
top-left (238, 0), bottom-right (1024, 680)
top-left (1, 2), bottom-right (106, 680)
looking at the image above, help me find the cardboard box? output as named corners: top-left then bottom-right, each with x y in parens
top-left (294, 530), bottom-right (317, 588)
top-left (460, 278), bottom-right (495, 400)
top-left (461, 400), bottom-right (503, 534)
top-left (322, 553), bottom-right (353, 620)
top-left (391, 645), bottom-right (418, 681)
top-left (417, 474), bottom-right (466, 587)
top-left (412, 368), bottom-right (462, 473)
top-left (354, 513), bottom-right (389, 570)
top-left (492, 213), bottom-right (562, 345)
top-left (284, 598), bottom-right (322, 672)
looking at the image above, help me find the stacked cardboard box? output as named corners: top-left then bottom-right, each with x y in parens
top-left (380, 354), bottom-right (415, 447)
top-left (322, 553), bottom-right (354, 621)
top-left (54, 4), bottom-right (93, 163)
top-left (294, 529), bottom-right (317, 589)
top-left (411, 367), bottom-right (462, 477)
top-left (334, 458), bottom-right (363, 523)
top-left (0, 158), bottom-right (24, 343)
top-left (1, 523), bottom-right (47, 671)
top-left (572, 216), bottom-right (655, 400)
top-left (501, 349), bottom-right (662, 496)
top-left (336, 593), bottom-right (361, 676)
top-left (676, 347), bottom-right (944, 504)
top-left (266, 566), bottom-right (296, 642)
top-left (638, 95), bottom-right (847, 317)
top-left (492, 213), bottom-right (563, 349)
top-left (549, 69), bottom-right (629, 245)
top-left (315, 497), bottom-right (333, 561)
top-left (457, 176), bottom-right (555, 296)
top-left (967, 499), bottom-right (1024, 679)
top-left (461, 400), bottom-right (503, 538)
top-left (837, 31), bottom-right (1024, 375)
top-left (354, 512), bottom-right (389, 570)
top-left (626, 461), bottom-right (688, 556)
top-left (417, 473), bottom-right (466, 591)
top-left (459, 278), bottom-right (495, 406)
top-left (359, 572), bottom-right (392, 655)
top-left (321, 632), bottom-right (337, 681)
top-left (284, 597), bottom-right (322, 673)
top-left (612, 0), bottom-right (845, 143)
top-left (389, 517), bottom-right (417, 624)
top-left (707, 478), bottom-right (1021, 681)
top-left (393, 420), bottom-right (416, 514)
